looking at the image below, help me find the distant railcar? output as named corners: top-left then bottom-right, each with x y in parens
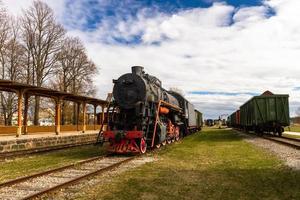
top-left (228, 110), bottom-right (240, 128)
top-left (240, 91), bottom-right (289, 136)
top-left (195, 110), bottom-right (203, 131)
top-left (205, 119), bottom-right (214, 126)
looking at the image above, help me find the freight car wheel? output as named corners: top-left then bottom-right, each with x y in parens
top-left (277, 127), bottom-right (283, 137)
top-left (139, 138), bottom-right (147, 154)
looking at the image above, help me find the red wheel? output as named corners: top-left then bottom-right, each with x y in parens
top-left (139, 138), bottom-right (147, 154)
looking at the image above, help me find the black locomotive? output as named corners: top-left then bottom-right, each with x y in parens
top-left (101, 66), bottom-right (202, 153)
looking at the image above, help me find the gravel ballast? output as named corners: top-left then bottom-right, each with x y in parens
top-left (236, 131), bottom-right (300, 170)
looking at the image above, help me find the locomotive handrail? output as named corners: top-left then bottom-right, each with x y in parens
top-left (151, 100), bottom-right (162, 148)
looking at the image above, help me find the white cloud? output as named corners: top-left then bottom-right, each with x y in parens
top-left (2, 0), bottom-right (300, 118)
top-left (2, 0), bottom-right (65, 21)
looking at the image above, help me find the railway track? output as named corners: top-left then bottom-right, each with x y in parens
top-left (0, 142), bottom-right (96, 160)
top-left (262, 135), bottom-right (300, 149)
top-left (0, 155), bottom-right (135, 200)
top-left (233, 129), bottom-right (300, 149)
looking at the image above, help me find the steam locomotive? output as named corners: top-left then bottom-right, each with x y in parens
top-left (100, 66), bottom-right (202, 154)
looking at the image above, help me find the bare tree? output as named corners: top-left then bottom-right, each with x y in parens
top-left (0, 4), bottom-right (9, 125)
top-left (0, 2), bottom-right (9, 78)
top-left (21, 0), bottom-right (65, 125)
top-left (0, 15), bottom-right (26, 125)
top-left (54, 37), bottom-right (97, 94)
top-left (52, 36), bottom-right (97, 124)
top-left (0, 0), bottom-right (98, 126)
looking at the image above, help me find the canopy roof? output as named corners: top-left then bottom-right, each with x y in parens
top-left (0, 80), bottom-right (107, 105)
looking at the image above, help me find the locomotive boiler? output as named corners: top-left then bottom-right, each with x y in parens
top-left (101, 66), bottom-right (202, 154)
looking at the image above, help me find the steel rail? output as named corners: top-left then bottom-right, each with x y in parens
top-left (0, 155), bottom-right (106, 188)
top-left (21, 156), bottom-right (135, 200)
top-left (262, 135), bottom-right (300, 150)
top-left (233, 129), bottom-right (300, 149)
top-left (281, 136), bottom-right (300, 142)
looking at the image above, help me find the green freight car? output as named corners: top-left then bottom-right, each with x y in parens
top-left (230, 111), bottom-right (237, 127)
top-left (195, 110), bottom-right (203, 131)
top-left (240, 91), bottom-right (289, 136)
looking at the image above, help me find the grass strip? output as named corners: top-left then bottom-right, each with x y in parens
top-left (74, 128), bottom-right (300, 200)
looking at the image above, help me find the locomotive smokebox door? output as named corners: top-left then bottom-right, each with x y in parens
top-left (113, 73), bottom-right (146, 109)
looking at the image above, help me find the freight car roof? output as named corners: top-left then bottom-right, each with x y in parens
top-left (240, 93), bottom-right (289, 109)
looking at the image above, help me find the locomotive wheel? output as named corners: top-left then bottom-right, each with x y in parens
top-left (273, 128), bottom-right (278, 136)
top-left (161, 140), bottom-right (166, 146)
top-left (139, 138), bottom-right (147, 154)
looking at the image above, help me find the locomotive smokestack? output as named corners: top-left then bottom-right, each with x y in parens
top-left (132, 66), bottom-right (144, 76)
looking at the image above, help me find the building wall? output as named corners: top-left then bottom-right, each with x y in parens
top-left (0, 133), bottom-right (99, 154)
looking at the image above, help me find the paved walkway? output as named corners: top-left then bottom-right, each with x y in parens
top-left (0, 130), bottom-right (99, 142)
top-left (284, 131), bottom-right (300, 136)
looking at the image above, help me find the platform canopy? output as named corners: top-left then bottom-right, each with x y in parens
top-left (0, 80), bottom-right (107, 105)
top-left (0, 80), bottom-right (108, 137)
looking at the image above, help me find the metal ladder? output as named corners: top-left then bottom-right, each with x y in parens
top-left (95, 93), bottom-right (113, 145)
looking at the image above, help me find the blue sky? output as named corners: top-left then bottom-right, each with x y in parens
top-left (63, 0), bottom-right (274, 44)
top-left (3, 0), bottom-right (300, 118)
top-left (190, 91), bottom-right (259, 96)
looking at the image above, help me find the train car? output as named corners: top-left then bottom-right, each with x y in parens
top-left (229, 112), bottom-right (236, 127)
top-left (205, 119), bottom-right (214, 126)
top-left (228, 110), bottom-right (240, 128)
top-left (240, 91), bottom-right (289, 136)
top-left (236, 110), bottom-right (240, 127)
top-left (99, 66), bottom-right (202, 154)
top-left (226, 115), bottom-right (231, 127)
top-left (168, 91), bottom-right (202, 134)
top-left (195, 110), bottom-right (203, 129)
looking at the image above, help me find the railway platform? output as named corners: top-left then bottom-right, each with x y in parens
top-left (0, 130), bottom-right (102, 157)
